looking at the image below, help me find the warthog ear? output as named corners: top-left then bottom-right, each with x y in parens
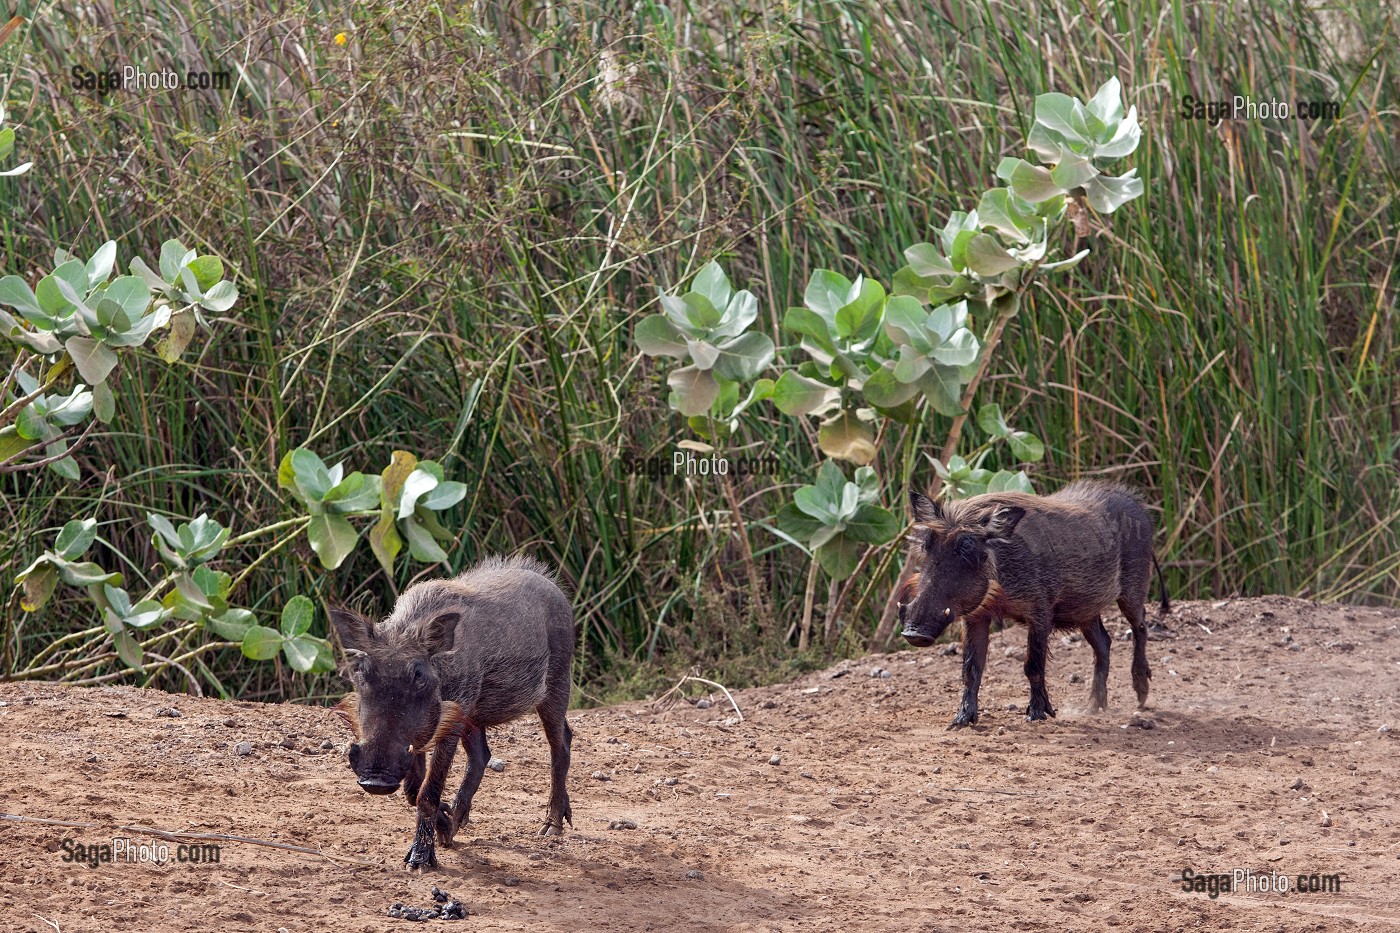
top-left (330, 609), bottom-right (377, 653)
top-left (420, 612), bottom-right (459, 655)
top-left (982, 505), bottom-right (1026, 541)
top-left (909, 489), bottom-right (942, 523)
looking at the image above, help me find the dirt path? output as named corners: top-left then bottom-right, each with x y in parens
top-left (2, 596), bottom-right (1398, 932)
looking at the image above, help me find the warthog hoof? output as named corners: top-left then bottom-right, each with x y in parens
top-left (435, 804), bottom-right (457, 848)
top-left (947, 711), bottom-right (978, 730)
top-left (404, 839), bottom-right (439, 871)
top-left (1025, 703), bottom-right (1057, 721)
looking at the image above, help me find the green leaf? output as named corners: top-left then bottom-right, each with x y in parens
top-left (987, 470), bottom-right (1034, 494)
top-left (159, 240), bottom-right (191, 283)
top-left (996, 157), bottom-right (1064, 203)
top-left (310, 639), bottom-right (338, 674)
top-left (282, 635), bottom-right (322, 673)
top-left (1009, 431), bottom-right (1045, 462)
top-left (1086, 76), bottom-right (1125, 124)
top-left (635, 314), bottom-right (689, 358)
top-left (419, 480), bottom-right (466, 512)
top-left (55, 518), bottom-right (99, 560)
top-left (1083, 170), bottom-right (1144, 213)
top-left (803, 269), bottom-right (853, 324)
top-left (977, 188), bottom-right (1038, 243)
top-left (0, 275), bottom-right (42, 317)
top-left (113, 628), bottom-right (143, 670)
top-left (1051, 152), bottom-right (1099, 190)
top-left (681, 292), bottom-right (722, 330)
top-left (397, 467), bottom-right (439, 518)
top-left (690, 261), bottom-right (732, 312)
top-left (208, 607), bottom-right (255, 640)
top-left (281, 595), bottom-right (316, 637)
top-left (64, 336), bottom-right (119, 384)
top-left (770, 370), bottom-right (840, 417)
top-left (817, 410), bottom-right (876, 465)
top-left (666, 365), bottom-right (721, 417)
top-left (369, 512), bottom-right (403, 576)
top-left (17, 560), bottom-right (57, 611)
top-left (92, 379), bottom-right (115, 424)
top-left (57, 560), bottom-right (121, 588)
top-left (403, 516), bottom-right (449, 563)
top-left (1034, 92), bottom-right (1092, 145)
top-left (964, 235), bottom-right (1021, 277)
top-left (711, 332), bottom-right (774, 382)
top-left (241, 625), bottom-right (283, 661)
top-left (845, 503), bottom-right (900, 544)
top-left (199, 280), bottom-right (238, 313)
top-left (814, 534), bottom-right (863, 581)
top-left (862, 364), bottom-right (919, 408)
top-left (307, 513), bottom-right (359, 570)
top-left (289, 448), bottom-right (334, 502)
top-left (156, 309), bottom-right (196, 362)
top-left (917, 364), bottom-right (964, 417)
top-left (977, 403), bottom-right (1011, 438)
top-left (775, 502), bottom-right (824, 546)
top-left (833, 277), bottom-right (885, 342)
top-left (185, 255), bottom-right (224, 291)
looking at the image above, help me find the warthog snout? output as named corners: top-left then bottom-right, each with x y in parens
top-left (348, 739), bottom-right (413, 795)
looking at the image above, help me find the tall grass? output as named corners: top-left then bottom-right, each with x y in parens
top-left (1, 0), bottom-right (1395, 700)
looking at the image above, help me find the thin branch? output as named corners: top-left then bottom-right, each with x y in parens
top-left (0, 419), bottom-right (98, 473)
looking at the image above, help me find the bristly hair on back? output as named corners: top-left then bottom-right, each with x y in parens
top-left (457, 553), bottom-right (570, 597)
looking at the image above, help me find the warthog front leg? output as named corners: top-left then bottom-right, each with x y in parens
top-left (402, 752), bottom-right (426, 807)
top-left (949, 617), bottom-right (991, 729)
top-left (440, 726), bottom-right (490, 846)
top-left (405, 704), bottom-right (469, 871)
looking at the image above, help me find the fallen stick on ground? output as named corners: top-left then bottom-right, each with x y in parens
top-left (654, 673), bottom-right (744, 722)
top-left (950, 787), bottom-right (1040, 797)
top-left (1, 812), bottom-right (384, 869)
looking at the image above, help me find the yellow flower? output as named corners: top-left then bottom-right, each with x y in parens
top-left (334, 32), bottom-right (347, 46)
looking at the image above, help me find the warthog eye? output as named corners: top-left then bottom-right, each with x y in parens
top-left (957, 537), bottom-right (979, 562)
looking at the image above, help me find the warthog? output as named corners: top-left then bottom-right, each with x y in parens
top-left (899, 481), bottom-right (1168, 728)
top-left (331, 555), bottom-right (575, 870)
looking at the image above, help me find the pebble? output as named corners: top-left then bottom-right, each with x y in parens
top-left (1068, 673), bottom-right (1082, 684)
top-left (223, 718), bottom-right (238, 728)
top-left (1003, 646), bottom-right (1025, 660)
top-left (234, 742), bottom-right (253, 756)
top-left (1380, 724), bottom-right (1392, 735)
top-left (608, 819), bottom-right (638, 830)
top-left (768, 755), bottom-right (781, 766)
top-left (869, 667), bottom-right (890, 678)
top-left (799, 771), bottom-right (815, 780)
top-left (939, 644), bottom-right (959, 656)
top-left (279, 736), bottom-right (297, 750)
top-left (695, 699), bottom-right (712, 710)
top-left (1291, 777), bottom-right (1304, 790)
top-left (592, 771), bottom-right (611, 781)
top-left (488, 758), bottom-right (506, 772)
top-left (760, 699), bottom-right (778, 709)
top-left (685, 870), bottom-right (704, 881)
top-left (1321, 811), bottom-right (1332, 827)
top-left (320, 739), bottom-right (335, 750)
top-left (663, 777), bottom-right (679, 786)
top-left (155, 707), bottom-right (182, 718)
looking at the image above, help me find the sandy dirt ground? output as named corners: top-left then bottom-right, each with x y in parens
top-left (1, 595), bottom-right (1398, 932)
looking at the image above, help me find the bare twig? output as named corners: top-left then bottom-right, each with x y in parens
top-left (950, 786), bottom-right (1040, 797)
top-left (0, 419), bottom-right (98, 473)
top-left (653, 673), bottom-right (744, 722)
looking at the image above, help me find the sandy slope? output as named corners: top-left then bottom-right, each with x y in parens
top-left (1, 596), bottom-right (1397, 932)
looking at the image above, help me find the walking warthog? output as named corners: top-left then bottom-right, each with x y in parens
top-left (331, 555), bottom-right (575, 870)
top-left (899, 481), bottom-right (1168, 728)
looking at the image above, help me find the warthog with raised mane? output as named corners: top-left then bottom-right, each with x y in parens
top-left (900, 481), bottom-right (1168, 728)
top-left (332, 555), bottom-right (575, 870)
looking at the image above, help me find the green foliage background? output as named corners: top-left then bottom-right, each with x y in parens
top-left (1, 0), bottom-right (1396, 700)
